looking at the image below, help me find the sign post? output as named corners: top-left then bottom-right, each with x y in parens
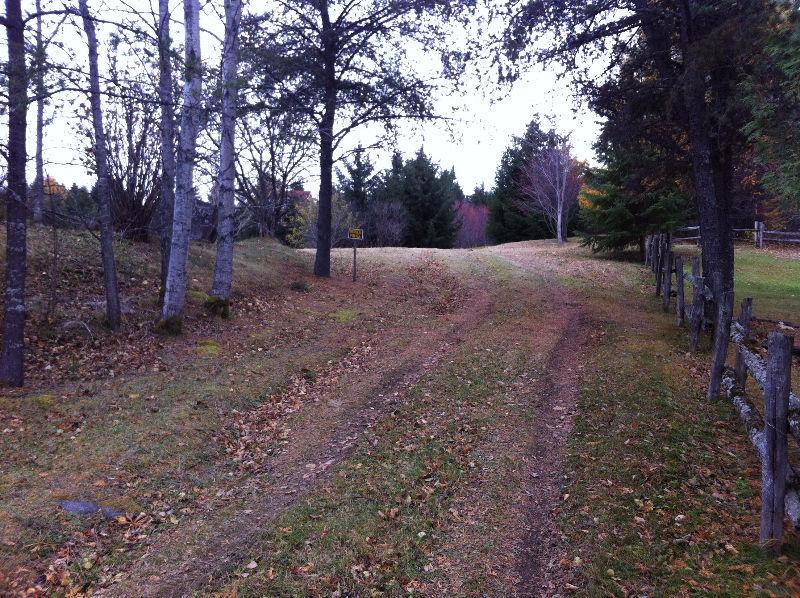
top-left (348, 228), bottom-right (363, 282)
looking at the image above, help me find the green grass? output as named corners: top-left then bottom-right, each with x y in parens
top-left (331, 308), bottom-right (359, 323)
top-left (195, 339), bottom-right (221, 356)
top-left (557, 273), bottom-right (800, 596)
top-left (221, 349), bottom-right (518, 597)
top-left (673, 244), bottom-right (800, 321)
top-left (734, 248), bottom-right (800, 321)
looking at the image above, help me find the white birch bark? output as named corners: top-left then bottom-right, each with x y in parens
top-left (79, 0), bottom-right (122, 330)
top-left (210, 0), bottom-right (242, 309)
top-left (160, 0), bottom-right (203, 327)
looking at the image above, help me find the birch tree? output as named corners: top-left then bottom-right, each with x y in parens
top-left (32, 0), bottom-right (45, 224)
top-left (0, 0), bottom-right (28, 386)
top-left (518, 140), bottom-right (582, 245)
top-left (79, 0), bottom-right (122, 330)
top-left (157, 0), bottom-right (176, 294)
top-left (209, 0), bottom-right (242, 316)
top-left (158, 0), bottom-right (202, 332)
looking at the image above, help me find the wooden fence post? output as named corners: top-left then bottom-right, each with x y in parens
top-left (650, 235), bottom-right (661, 274)
top-left (708, 285), bottom-right (733, 401)
top-left (689, 257), bottom-right (703, 351)
top-left (734, 297), bottom-right (754, 387)
top-left (675, 255), bottom-right (685, 326)
top-left (662, 251), bottom-right (673, 312)
top-left (655, 235), bottom-right (663, 294)
top-left (760, 332), bottom-right (793, 554)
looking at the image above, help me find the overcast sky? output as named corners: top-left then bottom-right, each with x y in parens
top-left (30, 0), bottom-right (601, 197)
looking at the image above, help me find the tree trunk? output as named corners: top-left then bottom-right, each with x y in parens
top-left (159, 0), bottom-right (202, 331)
top-left (32, 0), bottom-right (44, 225)
top-left (679, 3), bottom-right (734, 397)
top-left (80, 0), bottom-right (122, 331)
top-left (556, 202), bottom-right (563, 244)
top-left (0, 0), bottom-right (28, 386)
top-left (157, 0), bottom-right (176, 298)
top-left (314, 1), bottom-right (335, 278)
top-left (209, 0), bottom-right (242, 314)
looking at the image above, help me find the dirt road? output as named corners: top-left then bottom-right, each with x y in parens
top-left (3, 241), bottom-right (619, 597)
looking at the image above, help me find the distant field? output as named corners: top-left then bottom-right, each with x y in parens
top-left (735, 248), bottom-right (800, 322)
top-left (674, 244), bottom-right (800, 322)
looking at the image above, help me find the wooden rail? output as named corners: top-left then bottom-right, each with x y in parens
top-left (673, 222), bottom-right (800, 248)
top-left (644, 232), bottom-right (798, 553)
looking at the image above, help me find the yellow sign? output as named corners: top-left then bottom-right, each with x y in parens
top-left (348, 228), bottom-right (364, 240)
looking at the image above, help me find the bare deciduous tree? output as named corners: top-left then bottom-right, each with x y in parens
top-left (79, 0), bottom-right (122, 330)
top-left (518, 140), bottom-right (583, 245)
top-left (234, 111), bottom-right (314, 238)
top-left (367, 200), bottom-right (407, 247)
top-left (159, 0), bottom-right (202, 331)
top-left (209, 0), bottom-right (243, 314)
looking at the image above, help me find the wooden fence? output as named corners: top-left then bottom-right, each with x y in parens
top-left (674, 221), bottom-right (800, 248)
top-left (645, 232), bottom-right (797, 554)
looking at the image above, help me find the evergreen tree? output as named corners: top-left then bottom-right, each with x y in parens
top-left (580, 155), bottom-right (691, 256)
top-left (337, 145), bottom-right (378, 216)
top-left (744, 6), bottom-right (800, 207)
top-left (487, 119), bottom-right (551, 243)
top-left (441, 167), bottom-right (465, 205)
top-left (398, 149), bottom-right (458, 248)
top-left (469, 185), bottom-right (492, 205)
top-left (379, 151), bottom-right (405, 204)
top-left (65, 184), bottom-right (97, 222)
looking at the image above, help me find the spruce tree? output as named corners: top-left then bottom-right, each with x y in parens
top-left (337, 145), bottom-right (378, 216)
top-left (487, 119), bottom-right (551, 243)
top-left (398, 149), bottom-right (458, 248)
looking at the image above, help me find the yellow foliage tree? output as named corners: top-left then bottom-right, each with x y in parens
top-left (41, 175), bottom-right (67, 201)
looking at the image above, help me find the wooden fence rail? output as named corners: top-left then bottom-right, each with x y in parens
top-left (673, 221), bottom-right (800, 248)
top-left (644, 232), bottom-right (797, 554)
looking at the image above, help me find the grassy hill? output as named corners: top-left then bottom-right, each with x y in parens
top-left (0, 232), bottom-right (798, 596)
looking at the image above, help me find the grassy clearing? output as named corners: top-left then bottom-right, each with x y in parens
top-left (673, 243), bottom-right (800, 321)
top-left (734, 248), bottom-right (800, 321)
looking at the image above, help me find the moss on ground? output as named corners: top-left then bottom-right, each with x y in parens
top-left (331, 308), bottom-right (359, 323)
top-left (195, 339), bottom-right (221, 357)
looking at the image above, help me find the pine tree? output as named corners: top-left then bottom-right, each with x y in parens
top-left (337, 145), bottom-right (378, 216)
top-left (579, 155), bottom-right (691, 255)
top-left (487, 119), bottom-right (551, 243)
top-left (379, 151), bottom-right (405, 204)
top-left (469, 185), bottom-right (492, 205)
top-left (398, 149), bottom-right (458, 248)
top-left (441, 167), bottom-right (465, 205)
